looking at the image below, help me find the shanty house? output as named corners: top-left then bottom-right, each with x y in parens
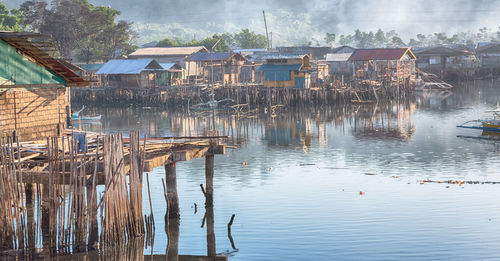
top-left (326, 53), bottom-right (352, 75)
top-left (276, 47), bottom-right (333, 60)
top-left (0, 32), bottom-right (87, 140)
top-left (331, 45), bottom-right (356, 54)
top-left (257, 54), bottom-right (312, 89)
top-left (187, 52), bottom-right (247, 84)
top-left (128, 46), bottom-right (208, 78)
top-left (348, 48), bottom-right (416, 84)
top-left (159, 63), bottom-right (184, 86)
top-left (476, 43), bottom-right (500, 74)
top-left (413, 46), bottom-right (476, 78)
top-left (97, 59), bottom-right (167, 88)
top-left (77, 63), bottom-right (105, 88)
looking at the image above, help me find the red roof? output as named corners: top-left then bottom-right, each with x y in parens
top-left (348, 48), bottom-right (415, 61)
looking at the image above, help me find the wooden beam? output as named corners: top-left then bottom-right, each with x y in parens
top-left (0, 84), bottom-right (65, 89)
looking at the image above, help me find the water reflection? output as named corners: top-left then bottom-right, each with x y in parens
top-left (67, 79), bottom-right (500, 260)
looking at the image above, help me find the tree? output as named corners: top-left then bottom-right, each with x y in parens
top-left (232, 29), bottom-right (267, 49)
top-left (157, 38), bottom-right (180, 47)
top-left (374, 29), bottom-right (386, 47)
top-left (20, 0), bottom-right (135, 62)
top-left (200, 34), bottom-right (230, 52)
top-left (0, 1), bottom-right (25, 31)
top-left (324, 32), bottom-right (335, 46)
top-left (390, 36), bottom-right (406, 47)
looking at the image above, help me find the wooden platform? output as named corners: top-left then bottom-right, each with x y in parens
top-left (10, 132), bottom-right (227, 185)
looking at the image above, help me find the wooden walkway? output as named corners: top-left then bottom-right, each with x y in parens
top-left (14, 132), bottom-right (226, 185)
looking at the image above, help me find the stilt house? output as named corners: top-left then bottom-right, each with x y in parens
top-left (0, 32), bottom-right (87, 140)
top-left (96, 59), bottom-right (167, 88)
top-left (186, 52), bottom-right (247, 85)
top-left (257, 54), bottom-right (312, 89)
top-left (348, 48), bottom-right (416, 84)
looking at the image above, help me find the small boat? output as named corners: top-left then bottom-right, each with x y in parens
top-left (457, 105), bottom-right (500, 133)
top-left (71, 105), bottom-right (102, 121)
top-left (71, 115), bottom-right (102, 121)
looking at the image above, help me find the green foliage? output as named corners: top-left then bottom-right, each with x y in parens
top-left (0, 1), bottom-right (25, 31)
top-left (324, 33), bottom-right (336, 46)
top-left (20, 0), bottom-right (135, 62)
top-left (157, 38), bottom-right (180, 47)
top-left (157, 29), bottom-right (266, 51)
top-left (232, 29), bottom-right (267, 49)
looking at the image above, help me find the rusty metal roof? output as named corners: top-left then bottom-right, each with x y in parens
top-left (348, 48), bottom-right (415, 61)
top-left (0, 31), bottom-right (87, 87)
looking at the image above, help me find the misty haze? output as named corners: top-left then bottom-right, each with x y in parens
top-left (0, 0), bottom-right (500, 261)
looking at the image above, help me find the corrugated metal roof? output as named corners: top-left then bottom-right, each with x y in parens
top-left (97, 59), bottom-right (164, 74)
top-left (476, 43), bottom-right (500, 53)
top-left (129, 46), bottom-right (208, 57)
top-left (188, 52), bottom-right (233, 61)
top-left (79, 63), bottom-right (104, 71)
top-left (257, 64), bottom-right (302, 71)
top-left (187, 52), bottom-right (247, 62)
top-left (160, 63), bottom-right (176, 69)
top-left (414, 46), bottom-right (470, 57)
top-left (348, 48), bottom-right (415, 61)
top-left (0, 32), bottom-right (87, 86)
top-left (264, 54), bottom-right (308, 60)
top-left (233, 49), bottom-right (266, 53)
top-left (325, 53), bottom-right (352, 62)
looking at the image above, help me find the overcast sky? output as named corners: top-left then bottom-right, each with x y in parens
top-left (3, 0), bottom-right (500, 44)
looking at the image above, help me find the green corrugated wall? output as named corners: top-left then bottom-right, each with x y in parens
top-left (0, 40), bottom-right (66, 86)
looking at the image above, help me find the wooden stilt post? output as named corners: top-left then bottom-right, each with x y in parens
top-left (206, 206), bottom-right (216, 258)
top-left (205, 155), bottom-right (214, 207)
top-left (166, 217), bottom-right (179, 261)
top-left (86, 183), bottom-right (98, 248)
top-left (26, 183), bottom-right (36, 254)
top-left (165, 162), bottom-right (179, 219)
top-left (41, 184), bottom-right (51, 256)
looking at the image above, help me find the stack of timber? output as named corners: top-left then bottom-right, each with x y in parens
top-left (0, 131), bottom-right (226, 258)
top-left (416, 69), bottom-right (454, 91)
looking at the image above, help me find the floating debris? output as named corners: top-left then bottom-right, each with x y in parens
top-left (300, 163), bottom-right (316, 166)
top-left (418, 179), bottom-right (500, 185)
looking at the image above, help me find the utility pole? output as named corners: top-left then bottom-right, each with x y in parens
top-left (262, 10), bottom-right (270, 50)
top-left (270, 32), bottom-right (273, 50)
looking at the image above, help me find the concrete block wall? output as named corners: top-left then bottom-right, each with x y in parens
top-left (0, 88), bottom-right (67, 141)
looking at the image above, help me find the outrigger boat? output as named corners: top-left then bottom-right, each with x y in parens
top-left (457, 105), bottom-right (500, 133)
top-left (71, 105), bottom-right (102, 121)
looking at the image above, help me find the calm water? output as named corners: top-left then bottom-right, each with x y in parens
top-left (76, 80), bottom-right (500, 260)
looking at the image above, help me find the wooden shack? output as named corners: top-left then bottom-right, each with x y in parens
top-left (159, 63), bottom-right (184, 86)
top-left (476, 43), bottom-right (500, 76)
top-left (128, 46), bottom-right (208, 79)
top-left (276, 46), bottom-right (333, 60)
top-left (97, 59), bottom-right (168, 88)
top-left (348, 48), bottom-right (416, 85)
top-left (414, 46), bottom-right (475, 79)
top-left (78, 63), bottom-right (105, 88)
top-left (0, 32), bottom-right (87, 140)
top-left (257, 54), bottom-right (312, 89)
top-left (186, 52), bottom-right (247, 85)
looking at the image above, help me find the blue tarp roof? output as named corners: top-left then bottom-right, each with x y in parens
top-left (257, 64), bottom-right (302, 71)
top-left (97, 59), bottom-right (164, 74)
top-left (160, 63), bottom-right (176, 70)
